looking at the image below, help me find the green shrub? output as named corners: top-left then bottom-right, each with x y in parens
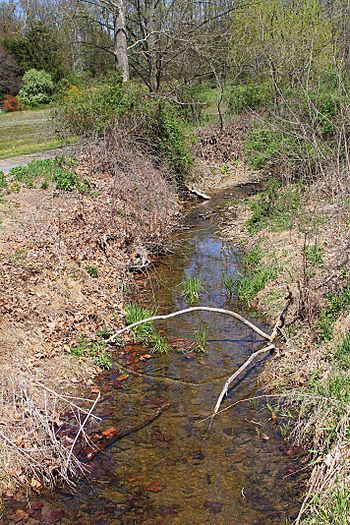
top-left (177, 83), bottom-right (209, 123)
top-left (228, 81), bottom-right (273, 114)
top-left (244, 128), bottom-right (280, 169)
top-left (153, 102), bottom-right (193, 174)
top-left (245, 179), bottom-right (301, 233)
top-left (18, 69), bottom-right (54, 107)
top-left (53, 72), bottom-right (133, 137)
top-left (6, 157), bottom-right (88, 193)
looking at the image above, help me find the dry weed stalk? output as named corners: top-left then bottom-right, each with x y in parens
top-left (0, 367), bottom-right (100, 492)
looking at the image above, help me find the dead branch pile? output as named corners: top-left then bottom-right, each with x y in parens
top-left (0, 365), bottom-right (99, 492)
top-left (85, 123), bottom-right (180, 254)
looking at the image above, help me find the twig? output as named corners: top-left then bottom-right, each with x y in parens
top-left (66, 392), bottom-right (100, 472)
top-left (209, 292), bottom-right (293, 426)
top-left (33, 380), bottom-right (101, 422)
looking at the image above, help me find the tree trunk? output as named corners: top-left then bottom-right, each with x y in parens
top-left (114, 0), bottom-right (129, 82)
top-left (146, 0), bottom-right (158, 92)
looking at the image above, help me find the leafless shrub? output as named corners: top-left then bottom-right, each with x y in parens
top-left (0, 366), bottom-right (99, 492)
top-left (85, 121), bottom-right (180, 253)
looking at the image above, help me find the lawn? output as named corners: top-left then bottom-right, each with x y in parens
top-left (0, 108), bottom-right (66, 159)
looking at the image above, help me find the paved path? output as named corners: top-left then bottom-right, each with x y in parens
top-left (0, 147), bottom-right (72, 174)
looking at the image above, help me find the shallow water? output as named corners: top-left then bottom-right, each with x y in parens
top-left (3, 187), bottom-right (301, 524)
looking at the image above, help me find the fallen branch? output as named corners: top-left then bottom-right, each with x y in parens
top-left (210, 290), bottom-right (293, 425)
top-left (211, 344), bottom-right (275, 420)
top-left (186, 186), bottom-right (211, 200)
top-left (108, 306), bottom-right (272, 343)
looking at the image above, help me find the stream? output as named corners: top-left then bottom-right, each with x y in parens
top-left (3, 187), bottom-right (301, 524)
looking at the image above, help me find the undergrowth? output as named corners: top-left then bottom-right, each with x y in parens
top-left (317, 284), bottom-right (350, 342)
top-left (245, 178), bottom-right (302, 233)
top-left (1, 157), bottom-right (90, 194)
top-left (68, 339), bottom-right (112, 370)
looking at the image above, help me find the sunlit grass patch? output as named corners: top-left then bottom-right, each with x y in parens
top-left (124, 303), bottom-right (156, 342)
top-left (181, 276), bottom-right (202, 304)
top-left (68, 339), bottom-right (112, 370)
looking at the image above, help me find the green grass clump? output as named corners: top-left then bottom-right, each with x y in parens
top-left (245, 178), bottom-right (302, 233)
top-left (305, 243), bottom-right (324, 267)
top-left (242, 246), bottom-right (264, 269)
top-left (149, 332), bottom-right (171, 354)
top-left (303, 484), bottom-right (350, 525)
top-left (333, 333), bottom-right (350, 370)
top-left (68, 339), bottom-right (112, 370)
top-left (124, 303), bottom-right (173, 355)
top-left (231, 246), bottom-right (280, 305)
top-left (223, 274), bottom-right (236, 299)
top-left (234, 264), bottom-right (279, 305)
top-left (181, 276), bottom-right (202, 304)
top-left (84, 264), bottom-right (98, 278)
top-left (3, 156), bottom-right (89, 194)
top-left (195, 326), bottom-right (209, 353)
top-left (318, 284), bottom-right (350, 342)
top-left (124, 303), bottom-right (156, 343)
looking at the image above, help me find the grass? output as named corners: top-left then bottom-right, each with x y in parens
top-left (223, 274), bottom-right (236, 299)
top-left (68, 339), bottom-right (112, 370)
top-left (124, 303), bottom-right (156, 343)
top-left (234, 247), bottom-right (280, 305)
top-left (0, 108), bottom-right (74, 159)
top-left (84, 264), bottom-right (98, 278)
top-left (181, 276), bottom-right (202, 304)
top-left (303, 484), bottom-right (350, 525)
top-left (149, 332), bottom-right (171, 354)
top-left (0, 156), bottom-right (90, 194)
top-left (305, 243), bottom-right (324, 267)
top-left (245, 178), bottom-right (302, 233)
top-left (195, 326), bottom-right (209, 353)
top-left (124, 303), bottom-right (174, 354)
top-left (285, 328), bottom-right (350, 524)
top-left (317, 284), bottom-right (350, 342)
top-left (235, 265), bottom-right (279, 305)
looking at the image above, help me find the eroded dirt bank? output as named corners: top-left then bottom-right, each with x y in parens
top-left (0, 132), bottom-right (180, 500)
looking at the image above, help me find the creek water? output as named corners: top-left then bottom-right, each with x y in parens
top-left (3, 187), bottom-right (301, 524)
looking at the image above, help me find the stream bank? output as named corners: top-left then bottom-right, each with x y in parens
top-left (219, 177), bottom-right (350, 523)
top-left (2, 185), bottom-right (303, 524)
